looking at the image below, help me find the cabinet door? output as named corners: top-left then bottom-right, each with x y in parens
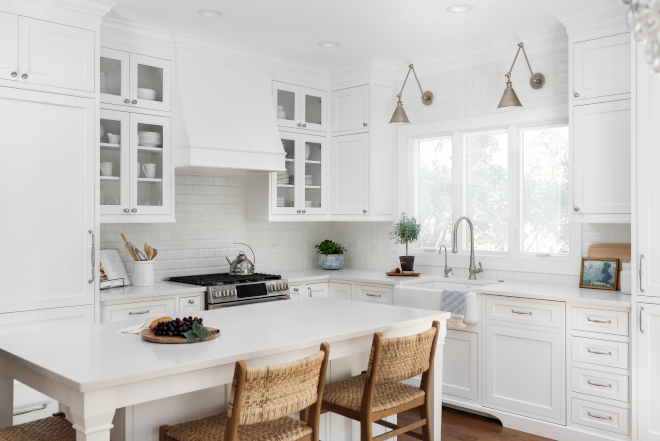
top-left (100, 109), bottom-right (130, 215)
top-left (273, 81), bottom-right (300, 129)
top-left (179, 295), bottom-right (203, 316)
top-left (573, 34), bottom-right (631, 101)
top-left (329, 282), bottom-right (352, 300)
top-left (102, 299), bottom-right (176, 323)
top-left (443, 330), bottom-right (478, 401)
top-left (0, 12), bottom-right (18, 83)
top-left (485, 324), bottom-right (564, 423)
top-left (301, 134), bottom-right (327, 215)
top-left (129, 53), bottom-right (171, 112)
top-left (331, 133), bottom-right (369, 215)
top-left (130, 113), bottom-right (172, 215)
top-left (18, 17), bottom-right (94, 92)
top-left (301, 86), bottom-right (326, 132)
top-left (331, 85), bottom-right (369, 132)
top-left (100, 47), bottom-right (130, 106)
top-left (573, 100), bottom-right (631, 214)
top-left (289, 285), bottom-right (302, 299)
top-left (306, 283), bottom-right (328, 298)
top-left (639, 304), bottom-right (660, 441)
top-left (354, 285), bottom-right (393, 305)
top-left (0, 88), bottom-right (95, 313)
top-left (272, 131), bottom-right (301, 214)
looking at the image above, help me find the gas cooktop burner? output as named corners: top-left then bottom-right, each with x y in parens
top-left (168, 273), bottom-right (282, 287)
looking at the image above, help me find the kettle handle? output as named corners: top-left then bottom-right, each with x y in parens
top-left (233, 243), bottom-right (256, 268)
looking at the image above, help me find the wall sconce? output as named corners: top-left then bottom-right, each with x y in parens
top-left (497, 42), bottom-right (545, 109)
top-left (390, 64), bottom-right (434, 123)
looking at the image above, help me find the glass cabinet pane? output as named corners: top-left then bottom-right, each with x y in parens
top-left (137, 63), bottom-right (164, 105)
top-left (304, 140), bottom-right (323, 210)
top-left (277, 89), bottom-right (296, 122)
top-left (100, 57), bottom-right (122, 97)
top-left (276, 137), bottom-right (297, 209)
top-left (136, 122), bottom-right (164, 207)
top-left (304, 93), bottom-right (322, 125)
top-left (100, 117), bottom-right (123, 207)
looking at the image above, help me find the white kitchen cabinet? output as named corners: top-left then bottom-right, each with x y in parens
top-left (443, 330), bottom-right (478, 401)
top-left (354, 284), bottom-right (393, 305)
top-left (100, 108), bottom-right (130, 215)
top-left (331, 85), bottom-right (369, 133)
top-left (484, 323), bottom-right (564, 424)
top-left (179, 295), bottom-right (202, 316)
top-left (0, 12), bottom-right (18, 83)
top-left (638, 304), bottom-right (660, 440)
top-left (273, 81), bottom-right (326, 132)
top-left (572, 99), bottom-right (631, 217)
top-left (0, 88), bottom-right (95, 314)
top-left (573, 33), bottom-right (631, 101)
top-left (18, 16), bottom-right (94, 92)
top-left (102, 299), bottom-right (176, 323)
top-left (331, 133), bottom-right (369, 215)
top-left (305, 282), bottom-right (329, 298)
top-left (571, 398), bottom-right (629, 435)
top-left (329, 282), bottom-right (352, 301)
top-left (99, 47), bottom-right (130, 106)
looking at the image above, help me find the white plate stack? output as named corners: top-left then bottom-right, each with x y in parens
top-left (305, 174), bottom-right (313, 186)
top-left (305, 145), bottom-right (311, 160)
top-left (277, 171), bottom-right (290, 185)
top-left (138, 131), bottom-right (162, 147)
top-left (277, 197), bottom-right (286, 207)
top-left (137, 88), bottom-right (157, 101)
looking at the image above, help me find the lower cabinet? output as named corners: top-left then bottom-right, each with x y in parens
top-left (329, 282), bottom-right (352, 300)
top-left (354, 284), bottom-right (393, 305)
top-left (101, 294), bottom-right (203, 323)
top-left (179, 296), bottom-right (202, 316)
top-left (639, 303), bottom-right (660, 441)
top-left (443, 330), bottom-right (478, 401)
top-left (306, 282), bottom-right (329, 298)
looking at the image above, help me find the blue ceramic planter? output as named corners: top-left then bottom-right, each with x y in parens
top-left (318, 254), bottom-right (345, 270)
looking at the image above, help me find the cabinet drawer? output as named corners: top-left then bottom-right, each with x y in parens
top-left (571, 398), bottom-right (629, 435)
top-left (102, 299), bottom-right (175, 323)
top-left (571, 367), bottom-right (629, 402)
top-left (179, 295), bottom-right (203, 316)
top-left (485, 296), bottom-right (563, 329)
top-left (570, 307), bottom-right (629, 336)
top-left (355, 285), bottom-right (393, 305)
top-left (571, 336), bottom-right (629, 369)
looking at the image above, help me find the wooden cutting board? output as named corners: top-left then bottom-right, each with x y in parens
top-left (385, 272), bottom-right (420, 277)
top-left (587, 244), bottom-right (631, 290)
top-left (140, 327), bottom-right (220, 344)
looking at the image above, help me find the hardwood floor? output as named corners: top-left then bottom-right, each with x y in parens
top-left (396, 406), bottom-right (552, 441)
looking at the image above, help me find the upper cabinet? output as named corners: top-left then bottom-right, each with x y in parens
top-left (573, 34), bottom-right (631, 102)
top-left (331, 133), bottom-right (369, 215)
top-left (0, 13), bottom-right (94, 93)
top-left (273, 81), bottom-right (326, 132)
top-left (331, 85), bottom-right (369, 133)
top-left (100, 47), bottom-right (172, 113)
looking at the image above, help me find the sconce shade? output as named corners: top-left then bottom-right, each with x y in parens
top-left (390, 100), bottom-right (410, 123)
top-left (497, 81), bottom-right (522, 109)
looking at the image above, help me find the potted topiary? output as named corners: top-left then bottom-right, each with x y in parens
top-left (315, 240), bottom-right (347, 270)
top-left (389, 212), bottom-right (422, 272)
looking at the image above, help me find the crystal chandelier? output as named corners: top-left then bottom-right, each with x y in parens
top-left (624, 0), bottom-right (660, 73)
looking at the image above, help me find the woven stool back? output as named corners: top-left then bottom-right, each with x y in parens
top-left (228, 349), bottom-right (326, 426)
top-left (366, 326), bottom-right (437, 385)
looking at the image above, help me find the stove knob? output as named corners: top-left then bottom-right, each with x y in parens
top-left (283, 283), bottom-right (288, 290)
top-left (222, 290), bottom-right (228, 297)
top-left (213, 290), bottom-right (220, 298)
top-left (231, 288), bottom-right (237, 296)
top-left (277, 284), bottom-right (283, 291)
top-left (269, 285), bottom-right (275, 292)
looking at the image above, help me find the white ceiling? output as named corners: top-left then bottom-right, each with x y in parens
top-left (106, 0), bottom-right (607, 68)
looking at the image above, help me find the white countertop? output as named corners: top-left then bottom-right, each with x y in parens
top-left (280, 268), bottom-right (441, 285)
top-left (101, 281), bottom-right (205, 302)
top-left (0, 298), bottom-right (448, 393)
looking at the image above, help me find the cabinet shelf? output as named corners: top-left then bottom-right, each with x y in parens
top-left (277, 184), bottom-right (294, 188)
top-left (100, 176), bottom-right (120, 181)
top-left (137, 146), bottom-right (163, 152)
top-left (305, 160), bottom-right (321, 164)
top-left (100, 143), bottom-right (121, 149)
top-left (285, 158), bottom-right (294, 162)
top-left (305, 186), bottom-right (321, 189)
top-left (138, 178), bottom-right (163, 182)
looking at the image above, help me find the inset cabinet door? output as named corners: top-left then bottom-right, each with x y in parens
top-left (100, 47), bottom-right (130, 106)
top-left (129, 53), bottom-right (171, 112)
top-left (130, 113), bottom-right (172, 215)
top-left (443, 330), bottom-right (478, 401)
top-left (100, 109), bottom-right (130, 215)
top-left (302, 134), bottom-right (327, 215)
top-left (329, 282), bottom-right (352, 300)
top-left (305, 283), bottom-right (329, 298)
top-left (572, 100), bottom-right (631, 215)
top-left (301, 86), bottom-right (327, 132)
top-left (18, 17), bottom-right (94, 92)
top-left (639, 304), bottom-right (660, 440)
top-left (272, 131), bottom-right (301, 215)
top-left (0, 12), bottom-right (18, 83)
top-left (331, 85), bottom-right (369, 133)
top-left (331, 133), bottom-right (369, 215)
top-left (274, 81), bottom-right (300, 130)
top-left (573, 33), bottom-right (631, 101)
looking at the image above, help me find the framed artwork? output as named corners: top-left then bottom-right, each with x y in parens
top-left (580, 258), bottom-right (619, 290)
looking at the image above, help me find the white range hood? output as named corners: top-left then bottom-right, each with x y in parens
top-left (173, 35), bottom-right (286, 172)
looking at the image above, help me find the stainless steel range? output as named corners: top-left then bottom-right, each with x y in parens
top-left (168, 273), bottom-right (290, 309)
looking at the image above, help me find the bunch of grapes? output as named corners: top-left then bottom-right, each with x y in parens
top-left (153, 316), bottom-right (203, 337)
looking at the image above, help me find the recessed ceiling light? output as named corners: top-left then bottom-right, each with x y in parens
top-left (318, 41), bottom-right (341, 48)
top-left (197, 9), bottom-right (223, 18)
top-left (446, 4), bottom-right (474, 13)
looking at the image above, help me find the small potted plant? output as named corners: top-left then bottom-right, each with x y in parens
top-left (315, 240), bottom-right (347, 270)
top-left (389, 212), bottom-right (421, 272)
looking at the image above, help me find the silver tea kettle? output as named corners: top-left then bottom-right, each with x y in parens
top-left (225, 243), bottom-right (256, 275)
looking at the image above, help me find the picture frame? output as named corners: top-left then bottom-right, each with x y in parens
top-left (579, 258), bottom-right (619, 290)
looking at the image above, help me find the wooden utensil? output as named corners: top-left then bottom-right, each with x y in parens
top-left (121, 233), bottom-right (140, 262)
top-left (133, 245), bottom-right (143, 261)
top-left (152, 248), bottom-right (158, 260)
top-left (147, 245), bottom-right (154, 261)
top-left (588, 243), bottom-right (631, 291)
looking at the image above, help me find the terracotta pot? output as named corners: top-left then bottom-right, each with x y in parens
top-left (399, 256), bottom-right (415, 272)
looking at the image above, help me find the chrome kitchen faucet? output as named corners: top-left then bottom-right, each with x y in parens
top-left (439, 245), bottom-right (453, 278)
top-left (452, 216), bottom-right (483, 280)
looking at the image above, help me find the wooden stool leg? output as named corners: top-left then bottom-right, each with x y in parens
top-left (421, 404), bottom-right (432, 441)
top-left (361, 419), bottom-right (373, 441)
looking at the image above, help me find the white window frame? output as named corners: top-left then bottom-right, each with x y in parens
top-left (399, 106), bottom-right (581, 275)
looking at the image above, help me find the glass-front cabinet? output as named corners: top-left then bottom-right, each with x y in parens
top-left (100, 47), bottom-right (171, 112)
top-left (271, 131), bottom-right (326, 215)
top-left (273, 81), bottom-right (326, 132)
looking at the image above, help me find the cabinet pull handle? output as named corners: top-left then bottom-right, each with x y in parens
top-left (587, 380), bottom-right (612, 388)
top-left (587, 348), bottom-right (612, 356)
top-left (293, 288), bottom-right (299, 292)
top-left (587, 317), bottom-right (611, 324)
top-left (363, 209), bottom-right (367, 213)
top-left (124, 98), bottom-right (130, 104)
top-left (302, 209), bottom-right (306, 213)
top-left (574, 92), bottom-right (580, 98)
top-left (587, 412), bottom-right (612, 420)
top-left (21, 73), bottom-right (27, 79)
top-left (574, 207), bottom-right (580, 212)
top-left (641, 306), bottom-right (645, 333)
top-left (297, 123), bottom-right (302, 127)
top-left (308, 287), bottom-right (311, 296)
top-left (132, 100), bottom-right (137, 104)
top-left (88, 229), bottom-right (95, 283)
top-left (511, 309), bottom-right (532, 315)
top-left (302, 123), bottom-right (306, 127)
top-left (640, 254), bottom-right (645, 292)
top-left (129, 310), bottom-right (150, 315)
top-left (132, 208), bottom-right (137, 213)
top-left (10, 72), bottom-right (17, 78)
top-left (366, 293), bottom-right (381, 298)
top-left (189, 299), bottom-right (195, 304)
top-left (363, 122), bottom-right (368, 126)
top-left (297, 210), bottom-right (301, 213)
top-left (124, 208), bottom-right (129, 213)
top-left (13, 403), bottom-right (48, 416)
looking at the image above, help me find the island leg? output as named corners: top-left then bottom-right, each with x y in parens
top-left (69, 389), bottom-right (116, 441)
top-left (0, 371), bottom-right (13, 429)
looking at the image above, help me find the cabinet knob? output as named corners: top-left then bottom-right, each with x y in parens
top-left (131, 208), bottom-right (137, 213)
top-left (302, 123), bottom-right (307, 127)
top-left (363, 122), bottom-right (368, 127)
top-left (574, 92), bottom-right (580, 98)
top-left (123, 208), bottom-right (129, 213)
top-left (302, 209), bottom-right (306, 213)
top-left (124, 99), bottom-right (130, 104)
top-left (297, 209), bottom-right (301, 213)
top-left (297, 123), bottom-right (301, 127)
top-left (21, 73), bottom-right (28, 79)
top-left (10, 72), bottom-right (17, 78)
top-left (132, 100), bottom-right (137, 104)
top-left (574, 207), bottom-right (580, 212)
top-left (363, 209), bottom-right (367, 213)
top-left (189, 299), bottom-right (195, 304)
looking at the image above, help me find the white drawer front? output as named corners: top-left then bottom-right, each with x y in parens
top-left (570, 307), bottom-right (629, 336)
top-left (571, 336), bottom-right (629, 369)
top-left (571, 398), bottom-right (629, 435)
top-left (571, 367), bottom-right (629, 402)
top-left (485, 296), bottom-right (563, 329)
top-left (102, 299), bottom-right (175, 323)
top-left (179, 295), bottom-right (203, 316)
top-left (355, 285), bottom-right (393, 305)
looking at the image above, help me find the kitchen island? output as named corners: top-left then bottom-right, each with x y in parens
top-left (0, 298), bottom-right (448, 441)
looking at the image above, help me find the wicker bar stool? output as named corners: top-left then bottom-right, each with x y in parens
top-left (0, 413), bottom-right (75, 441)
top-left (321, 321), bottom-right (441, 441)
top-left (160, 343), bottom-right (330, 441)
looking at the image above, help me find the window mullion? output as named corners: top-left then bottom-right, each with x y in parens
top-left (452, 131), bottom-right (463, 252)
top-left (508, 125), bottom-right (519, 259)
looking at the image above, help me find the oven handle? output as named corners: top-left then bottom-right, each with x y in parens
top-left (208, 295), bottom-right (290, 309)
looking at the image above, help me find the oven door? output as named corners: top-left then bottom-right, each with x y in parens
top-left (207, 295), bottom-right (290, 309)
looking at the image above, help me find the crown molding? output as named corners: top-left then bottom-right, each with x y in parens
top-left (330, 58), bottom-right (400, 87)
top-left (101, 18), bottom-right (175, 55)
top-left (554, 1), bottom-right (627, 34)
top-left (0, 0), bottom-right (115, 24)
top-left (272, 58), bottom-right (330, 86)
